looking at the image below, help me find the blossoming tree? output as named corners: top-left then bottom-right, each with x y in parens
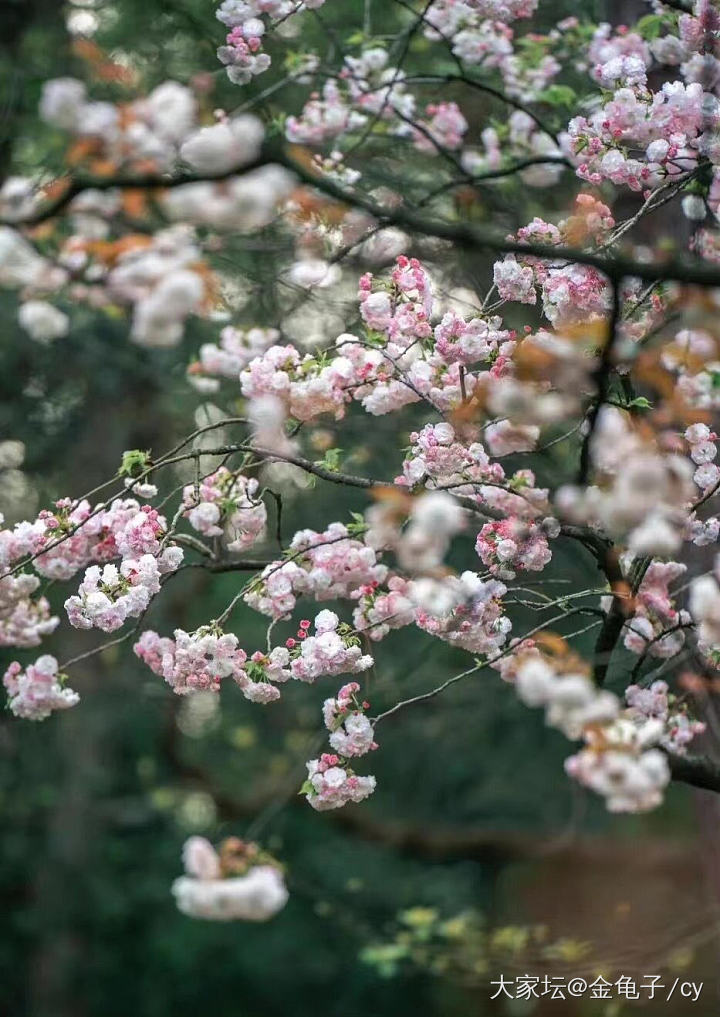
top-left (3, 0), bottom-right (720, 919)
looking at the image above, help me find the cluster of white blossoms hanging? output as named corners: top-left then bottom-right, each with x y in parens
top-left (3, 74), bottom-right (293, 350)
top-left (172, 836), bottom-right (288, 921)
top-left (508, 644), bottom-right (687, 813)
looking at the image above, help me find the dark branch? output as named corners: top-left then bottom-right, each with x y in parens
top-left (1, 153), bottom-right (271, 228)
top-left (668, 752), bottom-right (720, 794)
top-left (659, 0), bottom-right (693, 12)
top-left (578, 280), bottom-right (622, 484)
top-left (8, 142), bottom-right (720, 292)
top-left (592, 545), bottom-right (628, 687)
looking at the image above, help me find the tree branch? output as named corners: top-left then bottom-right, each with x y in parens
top-left (8, 142), bottom-right (720, 292)
top-left (1, 153), bottom-right (272, 228)
top-left (578, 280), bottom-right (622, 484)
top-left (668, 752), bottom-right (720, 794)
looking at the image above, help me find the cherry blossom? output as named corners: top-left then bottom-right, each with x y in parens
top-left (182, 468), bottom-right (267, 552)
top-left (0, 572), bottom-right (58, 648)
top-left (303, 753), bottom-right (376, 811)
top-left (65, 552), bottom-right (180, 633)
top-left (475, 519), bottom-right (552, 580)
top-left (173, 835), bottom-right (288, 921)
top-left (323, 682), bottom-right (377, 757)
top-left (134, 625), bottom-right (246, 695)
top-left (287, 610), bottom-right (373, 682)
top-left (245, 523), bottom-right (387, 619)
top-left (414, 572), bottom-right (511, 655)
top-left (3, 655), bottom-right (79, 721)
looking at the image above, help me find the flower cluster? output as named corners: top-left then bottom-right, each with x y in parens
top-left (398, 422), bottom-right (499, 491)
top-left (18, 300), bottom-right (69, 344)
top-left (432, 311), bottom-right (513, 367)
top-left (512, 650), bottom-right (673, 813)
top-left (398, 492), bottom-right (466, 573)
top-left (54, 221), bottom-right (213, 349)
top-left (65, 551), bottom-right (181, 632)
top-left (493, 249), bottom-right (612, 329)
top-left (180, 112), bottom-right (265, 174)
top-left (556, 408), bottom-right (696, 557)
top-left (285, 610), bottom-right (373, 682)
top-left (0, 572), bottom-right (58, 648)
top-left (113, 505), bottom-right (167, 559)
top-left (15, 77), bottom-right (275, 348)
top-left (475, 518), bottom-right (553, 580)
top-left (685, 423), bottom-right (720, 495)
top-left (514, 652), bottom-right (620, 740)
top-left (322, 681), bottom-right (377, 757)
top-left (1, 497), bottom-right (142, 579)
top-left (625, 680), bottom-right (705, 756)
top-left (240, 343), bottom-right (353, 422)
top-left (173, 835), bottom-right (288, 921)
top-left (286, 53), bottom-right (470, 156)
top-left (245, 523), bottom-right (387, 619)
top-left (623, 562), bottom-right (692, 660)
top-left (134, 625), bottom-right (247, 694)
top-left (3, 655), bottom-right (79, 721)
top-left (286, 81), bottom-right (367, 146)
top-left (340, 336), bottom-right (478, 416)
top-left (39, 78), bottom-right (197, 169)
top-left (163, 164), bottom-right (294, 234)
top-left (0, 498), bottom-right (177, 647)
top-left (359, 256), bottom-right (433, 345)
top-left (665, 330), bottom-right (720, 422)
top-left (105, 227), bottom-right (209, 349)
top-left (351, 576), bottom-right (416, 642)
top-left (236, 255), bottom-right (508, 424)
top-left (302, 753), bottom-right (377, 811)
top-left (397, 423), bottom-right (551, 523)
top-left (137, 607), bottom-right (377, 705)
top-left (413, 102), bottom-right (468, 153)
top-left (182, 468), bottom-right (267, 552)
top-left (188, 326), bottom-right (280, 391)
top-left (216, 1), bottom-right (326, 86)
top-left (509, 637), bottom-right (706, 812)
top-left (36, 501), bottom-right (126, 576)
top-left (566, 1), bottom-right (720, 207)
top-left (413, 572), bottom-right (511, 655)
top-left (304, 685), bottom-right (377, 812)
top-left (567, 80), bottom-right (705, 192)
top-left (565, 719), bottom-right (672, 814)
top-left (238, 647), bottom-right (293, 703)
top-left (689, 556), bottom-right (720, 657)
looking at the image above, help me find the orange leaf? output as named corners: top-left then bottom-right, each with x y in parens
top-left (66, 138), bottom-right (104, 166)
top-left (534, 631), bottom-right (570, 657)
top-left (121, 189), bottom-right (149, 219)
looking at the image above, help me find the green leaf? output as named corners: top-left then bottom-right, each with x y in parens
top-left (118, 448), bottom-right (152, 478)
top-left (536, 85), bottom-right (577, 107)
top-left (314, 447), bottom-right (344, 473)
top-left (635, 13), bottom-right (667, 40)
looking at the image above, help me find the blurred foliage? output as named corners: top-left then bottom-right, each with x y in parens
top-left (360, 907), bottom-right (595, 980)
